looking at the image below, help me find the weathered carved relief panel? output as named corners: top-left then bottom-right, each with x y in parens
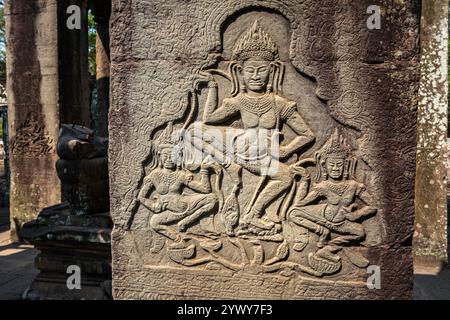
top-left (10, 112), bottom-right (53, 157)
top-left (110, 0), bottom-right (420, 299)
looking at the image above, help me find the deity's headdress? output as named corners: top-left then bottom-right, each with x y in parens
top-left (229, 20), bottom-right (285, 96)
top-left (156, 123), bottom-right (176, 152)
top-left (320, 129), bottom-right (352, 160)
top-left (148, 122), bottom-right (184, 169)
top-left (232, 20), bottom-right (279, 62)
top-left (315, 129), bottom-right (356, 181)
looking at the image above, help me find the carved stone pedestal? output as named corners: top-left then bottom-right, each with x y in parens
top-left (19, 124), bottom-right (111, 299)
top-left (20, 204), bottom-right (112, 300)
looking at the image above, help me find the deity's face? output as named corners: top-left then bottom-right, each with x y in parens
top-left (160, 147), bottom-right (176, 170)
top-left (29, 113), bottom-right (37, 122)
top-left (325, 157), bottom-right (345, 180)
top-left (241, 60), bottom-right (271, 93)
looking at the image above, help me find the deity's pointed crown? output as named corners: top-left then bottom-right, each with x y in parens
top-left (155, 123), bottom-right (176, 151)
top-left (320, 129), bottom-right (352, 159)
top-left (232, 20), bottom-right (279, 62)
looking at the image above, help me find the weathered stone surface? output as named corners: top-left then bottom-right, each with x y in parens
top-left (19, 124), bottom-right (112, 299)
top-left (5, 0), bottom-right (61, 242)
top-left (413, 0), bottom-right (448, 272)
top-left (56, 124), bottom-right (109, 215)
top-left (57, 0), bottom-right (91, 127)
top-left (110, 0), bottom-right (420, 299)
top-left (20, 204), bottom-right (112, 300)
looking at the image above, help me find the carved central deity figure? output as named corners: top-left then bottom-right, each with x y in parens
top-left (189, 21), bottom-right (315, 234)
top-left (126, 19), bottom-right (379, 279)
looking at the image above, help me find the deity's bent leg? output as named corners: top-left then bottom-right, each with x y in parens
top-left (289, 207), bottom-right (330, 247)
top-left (150, 210), bottom-right (190, 241)
top-left (187, 123), bottom-right (227, 162)
top-left (177, 194), bottom-right (218, 232)
top-left (244, 160), bottom-right (293, 229)
top-left (288, 205), bottom-right (327, 225)
top-left (328, 221), bottom-right (365, 246)
top-left (187, 124), bottom-right (242, 186)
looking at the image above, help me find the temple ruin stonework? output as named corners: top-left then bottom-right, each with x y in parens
top-left (6, 0), bottom-right (61, 241)
top-left (109, 0), bottom-right (420, 299)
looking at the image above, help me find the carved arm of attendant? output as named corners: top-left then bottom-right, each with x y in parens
top-left (203, 82), bottom-right (239, 125)
top-left (295, 185), bottom-right (322, 207)
top-left (290, 165), bottom-right (311, 203)
top-left (184, 158), bottom-right (214, 194)
top-left (138, 176), bottom-right (167, 213)
top-left (278, 104), bottom-right (315, 160)
top-left (344, 186), bottom-right (377, 222)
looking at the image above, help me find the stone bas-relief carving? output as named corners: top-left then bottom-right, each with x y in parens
top-left (128, 22), bottom-right (376, 278)
top-left (10, 111), bottom-right (53, 157)
top-left (288, 131), bottom-right (376, 274)
top-left (110, 0), bottom-right (419, 299)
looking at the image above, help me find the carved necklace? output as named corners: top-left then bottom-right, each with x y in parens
top-left (238, 93), bottom-right (275, 116)
top-left (323, 180), bottom-right (349, 196)
top-left (156, 170), bottom-right (180, 188)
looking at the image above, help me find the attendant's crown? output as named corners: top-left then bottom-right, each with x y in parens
top-left (233, 20), bottom-right (279, 62)
top-left (156, 123), bottom-right (176, 151)
top-left (320, 129), bottom-right (352, 159)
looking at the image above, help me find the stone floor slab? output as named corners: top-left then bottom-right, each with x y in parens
top-left (413, 268), bottom-right (450, 300)
top-left (0, 232), bottom-right (39, 300)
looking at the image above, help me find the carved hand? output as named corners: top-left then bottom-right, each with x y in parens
top-left (194, 71), bottom-right (214, 91)
top-left (342, 204), bottom-right (359, 221)
top-left (278, 146), bottom-right (290, 160)
top-left (200, 155), bottom-right (216, 172)
top-left (161, 199), bottom-right (169, 211)
top-left (290, 166), bottom-right (310, 180)
top-left (145, 196), bottom-right (167, 213)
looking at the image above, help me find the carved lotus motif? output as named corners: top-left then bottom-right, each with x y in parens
top-left (168, 244), bottom-right (196, 264)
top-left (307, 252), bottom-right (341, 275)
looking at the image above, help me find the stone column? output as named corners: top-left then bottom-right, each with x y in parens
top-left (91, 0), bottom-right (111, 137)
top-left (5, 0), bottom-right (61, 242)
top-left (413, 0), bottom-right (448, 273)
top-left (57, 0), bottom-right (91, 126)
top-left (0, 105), bottom-right (9, 208)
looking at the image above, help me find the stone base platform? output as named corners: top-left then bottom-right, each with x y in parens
top-left (20, 203), bottom-right (112, 300)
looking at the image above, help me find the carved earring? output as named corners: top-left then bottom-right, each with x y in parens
top-left (237, 66), bottom-right (246, 93)
top-left (322, 168), bottom-right (328, 180)
top-left (350, 159), bottom-right (356, 179)
top-left (320, 160), bottom-right (327, 180)
top-left (314, 153), bottom-right (322, 181)
top-left (343, 160), bottom-right (350, 179)
top-left (267, 64), bottom-right (275, 93)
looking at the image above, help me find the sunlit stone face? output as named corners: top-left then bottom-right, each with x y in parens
top-left (160, 148), bottom-right (176, 169)
top-left (242, 60), bottom-right (271, 93)
top-left (325, 157), bottom-right (344, 180)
